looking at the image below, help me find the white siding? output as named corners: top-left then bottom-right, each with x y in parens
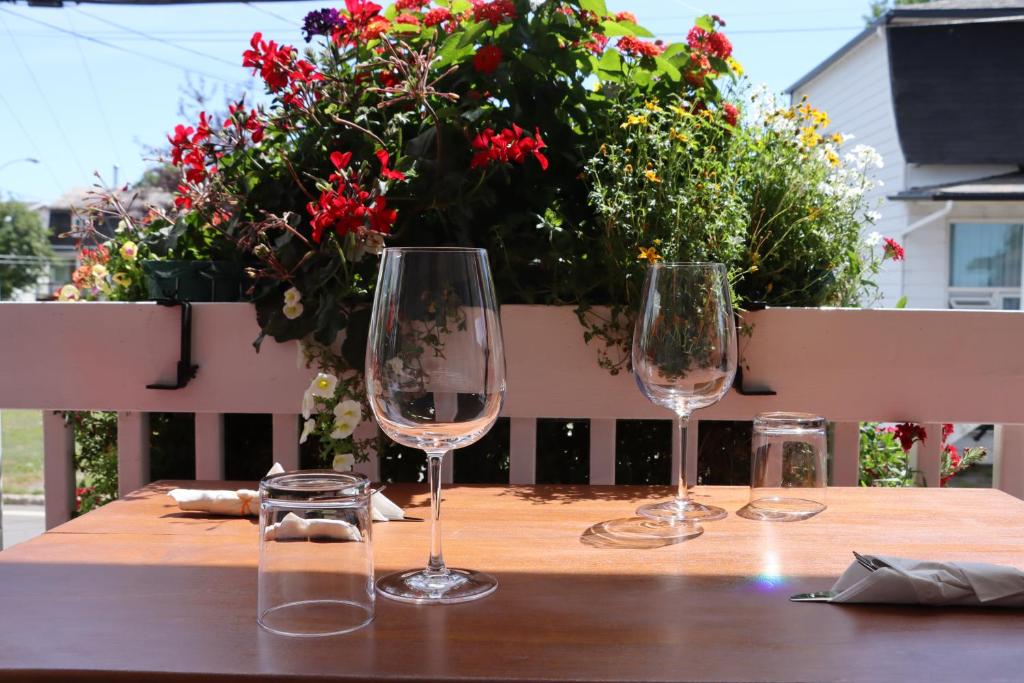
top-left (790, 29), bottom-right (906, 306)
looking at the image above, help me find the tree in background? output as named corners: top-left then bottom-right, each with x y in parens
top-left (865, 0), bottom-right (931, 24)
top-left (0, 199), bottom-right (54, 299)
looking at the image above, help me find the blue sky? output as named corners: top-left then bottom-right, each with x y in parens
top-left (0, 0), bottom-right (868, 204)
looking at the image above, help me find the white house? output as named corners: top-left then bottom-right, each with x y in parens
top-left (786, 0), bottom-right (1024, 310)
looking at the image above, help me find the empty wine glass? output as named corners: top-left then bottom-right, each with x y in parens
top-left (632, 262), bottom-right (737, 529)
top-left (365, 247), bottom-right (506, 604)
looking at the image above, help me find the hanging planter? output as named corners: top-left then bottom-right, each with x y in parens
top-left (141, 260), bottom-right (244, 302)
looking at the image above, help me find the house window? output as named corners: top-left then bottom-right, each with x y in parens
top-left (949, 223), bottom-right (1023, 287)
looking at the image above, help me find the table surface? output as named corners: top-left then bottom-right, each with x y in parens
top-left (2, 483), bottom-right (1024, 683)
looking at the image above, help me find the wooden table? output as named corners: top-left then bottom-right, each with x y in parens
top-left (2, 483), bottom-right (1024, 682)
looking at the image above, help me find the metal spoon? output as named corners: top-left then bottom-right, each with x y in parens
top-left (789, 590), bottom-right (836, 602)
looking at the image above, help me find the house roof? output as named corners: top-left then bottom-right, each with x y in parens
top-left (889, 170), bottom-right (1024, 201)
top-left (785, 1), bottom-right (1024, 95)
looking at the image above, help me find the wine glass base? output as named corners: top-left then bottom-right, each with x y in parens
top-left (582, 517), bottom-right (704, 548)
top-left (637, 499), bottom-right (728, 523)
top-left (376, 568), bottom-right (497, 604)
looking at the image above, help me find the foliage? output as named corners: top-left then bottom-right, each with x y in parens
top-left (859, 422), bottom-right (987, 487)
top-left (864, 0), bottom-right (931, 25)
top-left (63, 412), bottom-right (119, 514)
top-left (0, 199), bottom-right (54, 300)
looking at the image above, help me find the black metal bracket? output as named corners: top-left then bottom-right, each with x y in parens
top-left (146, 299), bottom-right (199, 390)
top-left (733, 301), bottom-right (776, 396)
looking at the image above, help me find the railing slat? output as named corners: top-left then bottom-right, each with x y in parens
top-left (117, 411), bottom-right (150, 497)
top-left (42, 411), bottom-right (75, 529)
top-left (915, 422), bottom-right (943, 487)
top-left (589, 419), bottom-right (616, 485)
top-left (271, 414), bottom-right (300, 471)
top-left (832, 421), bottom-right (861, 486)
top-left (993, 425), bottom-right (1024, 499)
top-left (194, 413), bottom-right (225, 480)
top-left (509, 418), bottom-right (537, 485)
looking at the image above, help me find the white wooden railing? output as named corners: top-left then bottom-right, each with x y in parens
top-left (2, 302), bottom-right (1024, 529)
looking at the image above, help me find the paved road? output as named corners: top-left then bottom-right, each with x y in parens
top-left (1, 504), bottom-right (45, 549)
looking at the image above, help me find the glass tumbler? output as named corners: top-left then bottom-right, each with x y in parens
top-left (746, 413), bottom-right (828, 521)
top-left (258, 471), bottom-right (374, 637)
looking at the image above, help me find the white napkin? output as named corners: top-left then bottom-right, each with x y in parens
top-left (263, 512), bottom-right (362, 542)
top-left (829, 555), bottom-right (1024, 606)
top-left (166, 463), bottom-right (404, 521)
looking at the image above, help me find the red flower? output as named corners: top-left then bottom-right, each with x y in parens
top-left (394, 0), bottom-right (427, 9)
top-left (332, 0), bottom-right (388, 45)
top-left (375, 149), bottom-right (407, 181)
top-left (395, 12), bottom-right (420, 25)
top-left (473, 44), bottom-right (503, 74)
top-left (883, 237), bottom-right (905, 261)
top-left (471, 0), bottom-right (516, 25)
top-left (942, 423), bottom-right (954, 441)
top-left (424, 7), bottom-right (452, 25)
top-left (614, 10), bottom-right (638, 23)
top-left (470, 125), bottom-right (548, 171)
top-left (617, 36), bottom-right (664, 58)
top-left (242, 32), bottom-right (294, 91)
top-left (687, 26), bottom-right (732, 59)
top-left (378, 70), bottom-right (401, 88)
top-left (893, 423), bottom-right (927, 453)
top-left (723, 102), bottom-right (739, 126)
top-left (174, 185), bottom-right (193, 210)
top-left (583, 32), bottom-right (609, 55)
top-left (306, 149), bottom-right (398, 243)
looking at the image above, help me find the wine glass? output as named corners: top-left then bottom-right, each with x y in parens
top-left (365, 247), bottom-right (506, 604)
top-left (632, 262), bottom-right (737, 528)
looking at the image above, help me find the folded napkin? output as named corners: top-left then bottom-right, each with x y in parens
top-left (167, 463), bottom-right (404, 521)
top-left (263, 512), bottom-right (362, 542)
top-left (829, 555), bottom-right (1024, 607)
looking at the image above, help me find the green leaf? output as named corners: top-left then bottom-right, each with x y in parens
top-left (661, 43), bottom-right (688, 59)
top-left (458, 20), bottom-right (490, 48)
top-left (627, 22), bottom-right (655, 38)
top-left (597, 48), bottom-right (622, 74)
top-left (579, 0), bottom-right (608, 17)
top-left (695, 14), bottom-right (714, 32)
top-left (654, 56), bottom-right (681, 81)
top-left (392, 23), bottom-right (422, 34)
top-left (895, 296), bottom-right (908, 309)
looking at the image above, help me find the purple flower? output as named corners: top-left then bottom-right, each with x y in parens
top-left (302, 8), bottom-right (346, 43)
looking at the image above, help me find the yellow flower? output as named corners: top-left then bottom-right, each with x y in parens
top-left (624, 164), bottom-right (633, 173)
top-left (119, 241), bottom-right (138, 261)
top-left (830, 133), bottom-right (844, 144)
top-left (645, 100), bottom-right (662, 112)
top-left (644, 169), bottom-right (662, 183)
top-left (812, 109), bottom-right (830, 128)
top-left (637, 246), bottom-right (662, 264)
top-left (727, 56), bottom-right (744, 76)
top-left (112, 272), bottom-right (131, 287)
top-left (798, 102), bottom-right (813, 119)
top-left (825, 150), bottom-right (840, 167)
top-left (653, 238), bottom-right (662, 245)
top-left (668, 105), bottom-right (689, 117)
top-left (599, 143), bottom-right (608, 156)
top-left (620, 114), bottom-right (648, 128)
top-left (57, 284), bottom-right (80, 302)
top-left (670, 129), bottom-right (689, 143)
top-left (799, 126), bottom-right (822, 148)
top-left (90, 264), bottom-right (108, 280)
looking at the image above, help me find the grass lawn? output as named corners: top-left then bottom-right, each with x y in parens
top-left (2, 410), bottom-right (45, 495)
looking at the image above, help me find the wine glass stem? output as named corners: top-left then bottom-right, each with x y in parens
top-left (425, 450), bottom-right (448, 576)
top-left (675, 412), bottom-right (692, 504)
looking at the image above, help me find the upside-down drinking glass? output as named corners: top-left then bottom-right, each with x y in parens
top-left (365, 247), bottom-right (506, 604)
top-left (632, 262), bottom-right (737, 530)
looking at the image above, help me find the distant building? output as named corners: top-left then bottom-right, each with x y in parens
top-left (786, 0), bottom-right (1024, 311)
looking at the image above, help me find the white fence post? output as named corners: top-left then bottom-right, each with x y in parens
top-left (589, 419), bottom-right (616, 485)
top-left (994, 425), bottom-right (1024, 500)
top-left (509, 418), bottom-right (537, 485)
top-left (194, 413), bottom-right (225, 480)
top-left (832, 421), bottom-right (861, 486)
top-left (271, 414), bottom-right (301, 472)
top-left (117, 412), bottom-right (150, 497)
top-left (42, 411), bottom-right (75, 529)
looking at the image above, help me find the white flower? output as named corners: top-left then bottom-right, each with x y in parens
top-left (301, 388), bottom-right (314, 420)
top-left (283, 302), bottom-right (304, 320)
top-left (866, 211), bottom-right (882, 224)
top-left (330, 420), bottom-right (357, 440)
top-left (284, 287), bottom-right (302, 305)
top-left (334, 399), bottom-right (362, 423)
top-left (308, 373), bottom-right (338, 399)
top-left (332, 453), bottom-right (355, 472)
top-left (865, 231), bottom-right (883, 246)
top-left (299, 418), bottom-right (315, 444)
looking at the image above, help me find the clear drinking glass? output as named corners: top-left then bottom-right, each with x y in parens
top-left (745, 412), bottom-right (827, 521)
top-left (632, 262), bottom-right (737, 531)
top-left (258, 471), bottom-right (374, 637)
top-left (365, 247), bottom-right (506, 604)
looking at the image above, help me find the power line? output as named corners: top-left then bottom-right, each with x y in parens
top-left (243, 1), bottom-right (300, 26)
top-left (659, 26), bottom-right (862, 36)
top-left (74, 6), bottom-right (242, 68)
top-left (0, 6), bottom-right (245, 85)
top-left (65, 10), bottom-right (123, 164)
top-left (0, 12), bottom-right (89, 181)
top-left (0, 89), bottom-right (65, 197)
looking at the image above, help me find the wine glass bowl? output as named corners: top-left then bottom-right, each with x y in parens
top-left (632, 262), bottom-right (737, 527)
top-left (365, 247), bottom-right (506, 604)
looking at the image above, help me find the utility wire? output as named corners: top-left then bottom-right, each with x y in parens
top-left (243, 1), bottom-right (300, 26)
top-left (0, 89), bottom-right (65, 197)
top-left (65, 11), bottom-right (123, 164)
top-left (0, 6), bottom-right (244, 85)
top-left (0, 12), bottom-right (89, 182)
top-left (74, 7), bottom-right (242, 68)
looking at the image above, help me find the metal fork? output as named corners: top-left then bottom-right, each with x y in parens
top-left (853, 551), bottom-right (891, 572)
